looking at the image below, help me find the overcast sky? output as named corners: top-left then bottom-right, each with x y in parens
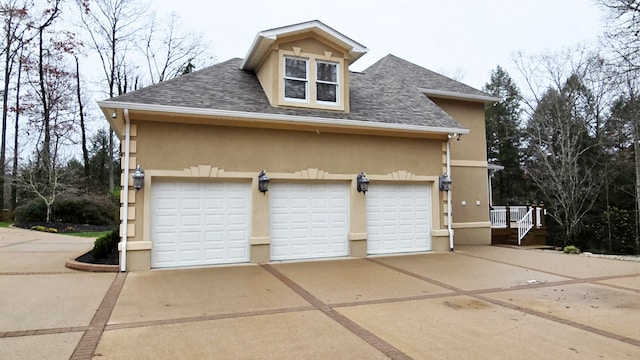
top-left (150, 0), bottom-right (604, 90)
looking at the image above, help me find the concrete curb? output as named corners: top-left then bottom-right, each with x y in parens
top-left (65, 252), bottom-right (119, 273)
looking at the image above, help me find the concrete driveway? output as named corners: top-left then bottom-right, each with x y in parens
top-left (1, 227), bottom-right (639, 359)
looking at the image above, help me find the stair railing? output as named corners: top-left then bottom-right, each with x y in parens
top-left (517, 208), bottom-right (534, 245)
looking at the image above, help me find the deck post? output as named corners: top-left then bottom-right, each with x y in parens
top-left (539, 202), bottom-right (545, 228)
top-left (505, 204), bottom-right (511, 226)
top-left (532, 202), bottom-right (538, 229)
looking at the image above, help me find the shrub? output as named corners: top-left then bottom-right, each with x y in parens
top-left (15, 194), bottom-right (118, 225)
top-left (47, 228), bottom-right (57, 233)
top-left (563, 245), bottom-right (580, 254)
top-left (92, 229), bottom-right (120, 259)
top-left (16, 200), bottom-right (47, 223)
top-left (30, 225), bottom-right (47, 232)
top-left (52, 194), bottom-right (118, 225)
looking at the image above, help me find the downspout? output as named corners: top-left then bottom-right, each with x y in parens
top-left (120, 109), bottom-right (131, 272)
top-left (446, 136), bottom-right (454, 251)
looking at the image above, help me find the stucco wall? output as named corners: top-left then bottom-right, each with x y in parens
top-left (121, 119), bottom-right (452, 269)
top-left (431, 98), bottom-right (491, 246)
top-left (134, 121), bottom-right (444, 175)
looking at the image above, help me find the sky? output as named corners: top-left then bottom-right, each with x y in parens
top-left (149, 0), bottom-right (605, 90)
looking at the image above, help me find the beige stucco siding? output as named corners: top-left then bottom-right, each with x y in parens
top-left (431, 98), bottom-right (487, 162)
top-left (120, 119), bottom-right (450, 269)
top-left (133, 121), bottom-right (443, 175)
top-left (279, 36), bottom-right (345, 58)
top-left (256, 50), bottom-right (279, 106)
top-left (431, 98), bottom-right (491, 245)
top-left (254, 34), bottom-right (350, 112)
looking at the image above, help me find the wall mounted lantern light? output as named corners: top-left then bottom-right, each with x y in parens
top-left (357, 172), bottom-right (369, 194)
top-left (439, 174), bottom-right (452, 192)
top-left (258, 170), bottom-right (270, 194)
top-left (132, 165), bottom-right (145, 191)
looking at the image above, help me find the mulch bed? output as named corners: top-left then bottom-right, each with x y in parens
top-left (15, 222), bottom-right (119, 265)
top-left (75, 247), bottom-right (120, 265)
top-left (14, 222), bottom-right (115, 233)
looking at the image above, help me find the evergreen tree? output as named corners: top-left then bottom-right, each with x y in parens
top-left (483, 66), bottom-right (526, 204)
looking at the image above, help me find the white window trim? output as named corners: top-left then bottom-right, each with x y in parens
top-left (283, 57), bottom-right (309, 103)
top-left (316, 60), bottom-right (340, 106)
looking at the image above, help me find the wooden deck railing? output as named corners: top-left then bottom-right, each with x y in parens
top-left (490, 204), bottom-right (546, 244)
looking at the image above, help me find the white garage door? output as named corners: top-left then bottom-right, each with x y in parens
top-left (270, 183), bottom-right (349, 261)
top-left (151, 181), bottom-right (251, 268)
top-left (367, 184), bottom-right (431, 254)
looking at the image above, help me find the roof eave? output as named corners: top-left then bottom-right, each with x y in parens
top-left (97, 101), bottom-right (469, 136)
top-left (420, 88), bottom-right (501, 105)
top-left (240, 20), bottom-right (368, 71)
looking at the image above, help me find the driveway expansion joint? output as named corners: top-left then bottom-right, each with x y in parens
top-left (261, 263), bottom-right (413, 360)
top-left (366, 257), bottom-right (640, 349)
top-left (69, 272), bottom-right (127, 360)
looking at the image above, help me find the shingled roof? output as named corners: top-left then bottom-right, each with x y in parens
top-left (105, 54), bottom-right (494, 131)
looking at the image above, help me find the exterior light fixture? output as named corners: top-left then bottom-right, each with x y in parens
top-left (111, 111), bottom-right (117, 119)
top-left (356, 172), bottom-right (369, 194)
top-left (258, 170), bottom-right (270, 194)
top-left (439, 174), bottom-right (452, 192)
top-left (132, 165), bottom-right (145, 191)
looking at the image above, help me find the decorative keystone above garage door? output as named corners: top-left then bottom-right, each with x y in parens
top-left (269, 182), bottom-right (349, 261)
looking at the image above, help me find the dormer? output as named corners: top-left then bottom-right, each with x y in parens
top-left (240, 20), bottom-right (368, 112)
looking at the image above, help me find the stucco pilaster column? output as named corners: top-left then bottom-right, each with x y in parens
top-left (250, 177), bottom-right (271, 263)
top-left (349, 179), bottom-right (368, 257)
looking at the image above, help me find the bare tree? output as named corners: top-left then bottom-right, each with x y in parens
top-left (16, 1), bottom-right (84, 222)
top-left (598, 0), bottom-right (640, 245)
top-left (141, 12), bottom-right (209, 84)
top-left (74, 54), bottom-right (90, 188)
top-left (597, 0), bottom-right (640, 73)
top-left (0, 0), bottom-right (32, 212)
top-left (515, 49), bottom-right (606, 246)
top-left (76, 0), bottom-right (148, 191)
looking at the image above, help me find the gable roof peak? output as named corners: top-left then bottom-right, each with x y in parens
top-left (363, 54), bottom-right (498, 103)
top-left (241, 20), bottom-right (368, 71)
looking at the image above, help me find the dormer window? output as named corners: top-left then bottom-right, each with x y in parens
top-left (282, 56), bottom-right (341, 107)
top-left (316, 61), bottom-right (338, 104)
top-left (284, 57), bottom-right (308, 101)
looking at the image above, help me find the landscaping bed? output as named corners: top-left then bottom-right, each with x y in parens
top-left (14, 222), bottom-right (114, 234)
top-left (15, 222), bottom-right (120, 266)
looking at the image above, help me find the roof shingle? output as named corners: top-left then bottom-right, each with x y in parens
top-left (107, 54), bottom-right (491, 130)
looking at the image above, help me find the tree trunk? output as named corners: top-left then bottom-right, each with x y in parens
top-left (634, 108), bottom-right (640, 251)
top-left (38, 28), bottom-right (51, 174)
top-left (75, 56), bottom-right (90, 191)
top-left (1, 23), bottom-right (11, 214)
top-left (11, 49), bottom-right (22, 212)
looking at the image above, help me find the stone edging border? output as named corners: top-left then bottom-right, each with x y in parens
top-left (65, 253), bottom-right (119, 273)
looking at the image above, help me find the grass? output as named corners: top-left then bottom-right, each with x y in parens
top-left (1, 222), bottom-right (111, 238)
top-left (66, 231), bottom-right (112, 238)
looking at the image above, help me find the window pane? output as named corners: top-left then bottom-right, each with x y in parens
top-left (317, 83), bottom-right (337, 102)
top-left (317, 62), bottom-right (337, 82)
top-left (285, 79), bottom-right (306, 99)
top-left (285, 58), bottom-right (307, 79)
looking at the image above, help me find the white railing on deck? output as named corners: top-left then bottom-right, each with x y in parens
top-left (490, 206), bottom-right (546, 228)
top-left (535, 208), bottom-right (546, 227)
top-left (490, 209), bottom-right (508, 228)
top-left (492, 206), bottom-right (528, 222)
top-left (517, 209), bottom-right (534, 245)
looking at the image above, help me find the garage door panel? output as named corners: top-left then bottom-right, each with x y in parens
top-left (367, 184), bottom-right (431, 255)
top-left (151, 181), bottom-right (251, 268)
top-left (270, 183), bottom-right (349, 261)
